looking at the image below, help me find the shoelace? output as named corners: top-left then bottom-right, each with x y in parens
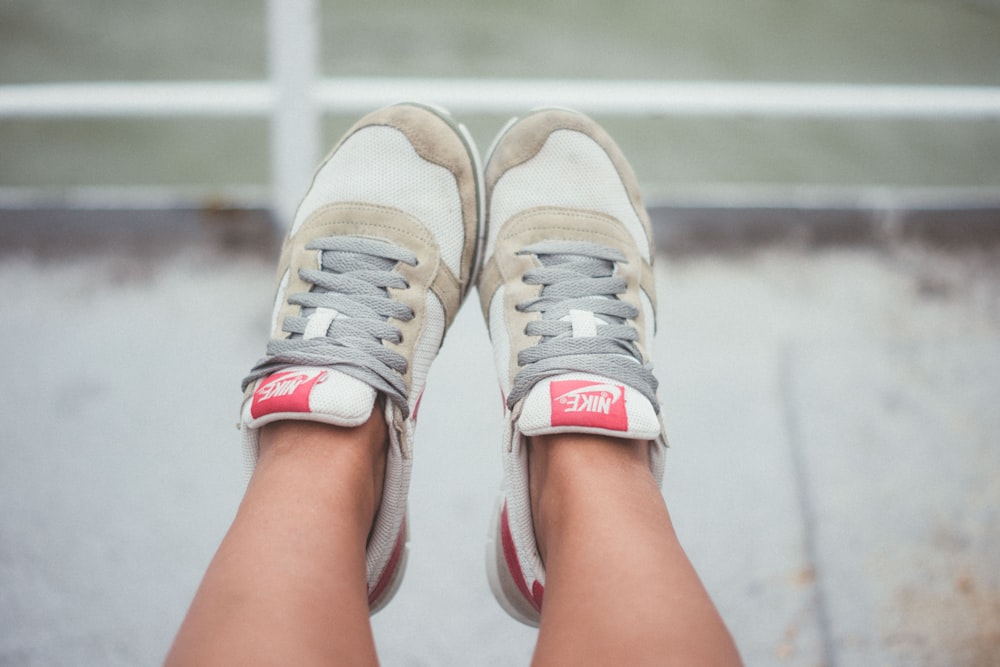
top-left (506, 240), bottom-right (659, 412)
top-left (242, 236), bottom-right (417, 417)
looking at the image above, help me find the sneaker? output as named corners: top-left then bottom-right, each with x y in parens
top-left (477, 109), bottom-right (667, 626)
top-left (240, 103), bottom-right (483, 614)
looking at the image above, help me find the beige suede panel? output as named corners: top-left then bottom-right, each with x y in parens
top-left (484, 109), bottom-right (653, 247)
top-left (325, 105), bottom-right (481, 292)
top-left (476, 259), bottom-right (504, 320)
top-left (481, 208), bottom-right (657, 387)
top-left (269, 202), bottom-right (463, 399)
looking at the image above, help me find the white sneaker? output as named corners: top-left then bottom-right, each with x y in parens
top-left (240, 103), bottom-right (483, 614)
top-left (477, 109), bottom-right (667, 626)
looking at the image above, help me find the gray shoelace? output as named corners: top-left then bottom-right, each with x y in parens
top-left (506, 240), bottom-right (659, 413)
top-left (242, 236), bottom-right (417, 417)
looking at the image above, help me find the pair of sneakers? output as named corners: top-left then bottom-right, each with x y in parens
top-left (239, 103), bottom-right (667, 627)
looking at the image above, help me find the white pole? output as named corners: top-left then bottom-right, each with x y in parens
top-left (3, 80), bottom-right (1000, 120)
top-left (0, 82), bottom-right (271, 118)
top-left (268, 0), bottom-right (320, 229)
top-left (312, 78), bottom-right (1000, 119)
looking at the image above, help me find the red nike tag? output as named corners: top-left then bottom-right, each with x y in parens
top-left (250, 369), bottom-right (328, 419)
top-left (549, 380), bottom-right (628, 431)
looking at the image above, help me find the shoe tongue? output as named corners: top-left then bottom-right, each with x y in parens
top-left (516, 372), bottom-right (661, 439)
top-left (243, 366), bottom-right (377, 428)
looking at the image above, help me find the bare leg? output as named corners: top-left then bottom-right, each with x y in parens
top-left (529, 433), bottom-right (742, 667)
top-left (164, 414), bottom-right (386, 667)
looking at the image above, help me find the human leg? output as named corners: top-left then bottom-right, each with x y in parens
top-left (166, 103), bottom-right (483, 664)
top-left (528, 433), bottom-right (741, 666)
top-left (478, 108), bottom-right (740, 664)
top-left (164, 418), bottom-right (385, 667)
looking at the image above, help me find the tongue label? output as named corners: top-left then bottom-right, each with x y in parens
top-left (251, 369), bottom-right (328, 419)
top-left (549, 380), bottom-right (628, 431)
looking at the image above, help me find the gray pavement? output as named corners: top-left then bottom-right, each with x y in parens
top-left (1, 223), bottom-right (999, 666)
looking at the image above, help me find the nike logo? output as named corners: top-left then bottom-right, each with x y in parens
top-left (256, 372), bottom-right (317, 401)
top-left (250, 369), bottom-right (328, 419)
top-left (549, 380), bottom-right (629, 431)
top-left (552, 383), bottom-right (622, 415)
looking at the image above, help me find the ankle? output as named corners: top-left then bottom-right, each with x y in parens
top-left (257, 411), bottom-right (388, 533)
top-left (528, 433), bottom-right (654, 561)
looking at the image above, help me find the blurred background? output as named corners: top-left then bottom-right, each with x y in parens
top-left (2, 0), bottom-right (999, 193)
top-left (1, 1), bottom-right (999, 666)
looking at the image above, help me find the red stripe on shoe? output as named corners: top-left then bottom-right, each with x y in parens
top-left (367, 516), bottom-right (406, 607)
top-left (532, 580), bottom-right (545, 608)
top-left (411, 388), bottom-right (425, 422)
top-left (500, 501), bottom-right (541, 613)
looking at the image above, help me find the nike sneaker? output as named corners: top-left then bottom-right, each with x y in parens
top-left (240, 103), bottom-right (483, 613)
top-left (477, 109), bottom-right (667, 626)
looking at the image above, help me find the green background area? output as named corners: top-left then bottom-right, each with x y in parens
top-left (1, 0), bottom-right (998, 192)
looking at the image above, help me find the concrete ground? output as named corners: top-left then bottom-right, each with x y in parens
top-left (1, 213), bottom-right (999, 666)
